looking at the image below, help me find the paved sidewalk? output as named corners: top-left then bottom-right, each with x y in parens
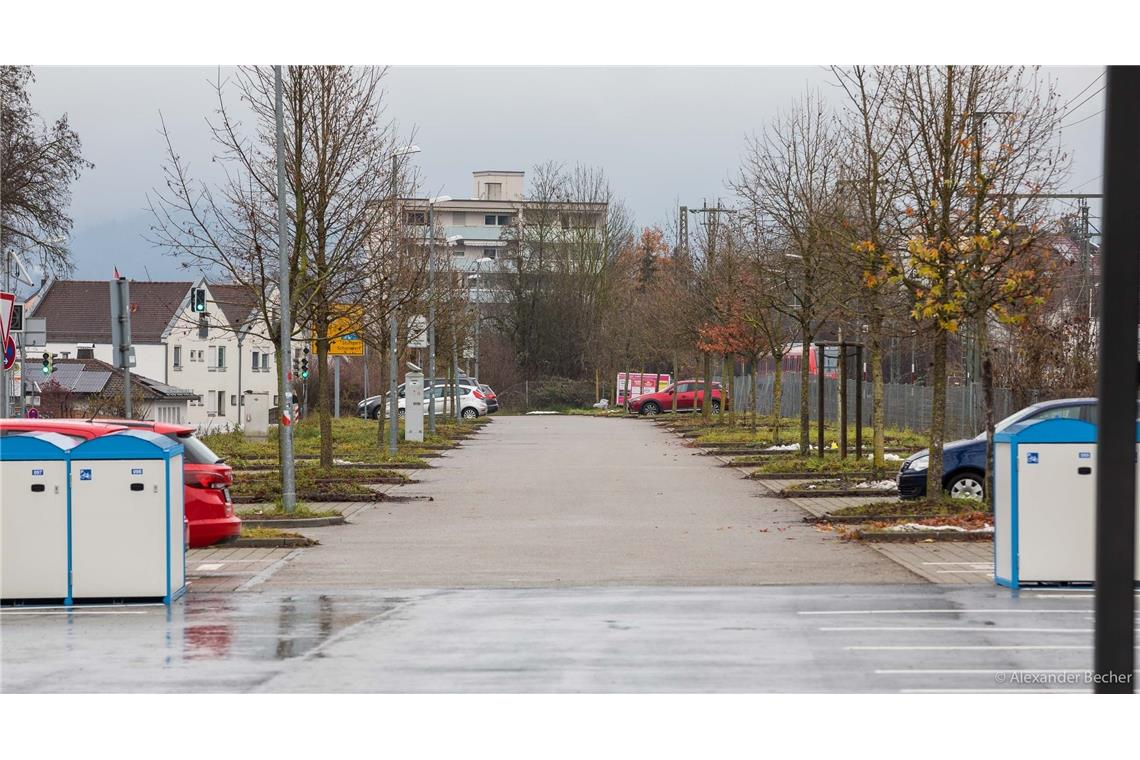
top-left (869, 540), bottom-right (993, 585)
top-left (186, 546), bottom-right (296, 593)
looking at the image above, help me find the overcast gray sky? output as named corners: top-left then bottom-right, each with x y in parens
top-left (26, 65), bottom-right (1106, 281)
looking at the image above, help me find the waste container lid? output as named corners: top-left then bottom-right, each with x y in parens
top-left (994, 417), bottom-right (1100, 444)
top-left (0, 431), bottom-right (79, 459)
top-left (71, 429), bottom-right (185, 460)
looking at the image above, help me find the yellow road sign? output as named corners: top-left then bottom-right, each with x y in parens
top-left (314, 307), bottom-right (365, 356)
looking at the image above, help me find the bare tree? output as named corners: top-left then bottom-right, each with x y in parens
top-left (734, 93), bottom-right (843, 453)
top-left (1, 65), bottom-right (92, 276)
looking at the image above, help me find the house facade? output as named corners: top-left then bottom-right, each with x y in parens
top-left (28, 279), bottom-right (280, 432)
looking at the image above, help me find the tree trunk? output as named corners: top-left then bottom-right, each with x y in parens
top-left (671, 353), bottom-right (678, 414)
top-left (870, 312), bottom-right (886, 474)
top-left (980, 319), bottom-right (995, 510)
top-left (315, 309), bottom-right (333, 469)
top-left (702, 353), bottom-right (712, 422)
top-left (798, 330), bottom-right (811, 455)
top-left (926, 328), bottom-right (948, 498)
top-left (773, 349), bottom-right (783, 444)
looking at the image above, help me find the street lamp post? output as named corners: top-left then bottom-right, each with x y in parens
top-left (388, 145), bottom-right (420, 456)
top-left (426, 196), bottom-right (453, 436)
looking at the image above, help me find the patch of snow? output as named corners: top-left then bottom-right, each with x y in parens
top-left (854, 479), bottom-right (898, 491)
top-left (333, 458), bottom-right (360, 465)
top-left (764, 443), bottom-right (803, 451)
top-left (866, 453), bottom-right (904, 461)
top-left (526, 411), bottom-right (560, 415)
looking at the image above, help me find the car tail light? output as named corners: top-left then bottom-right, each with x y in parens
top-left (472, 390), bottom-right (485, 399)
top-left (184, 470), bottom-right (232, 490)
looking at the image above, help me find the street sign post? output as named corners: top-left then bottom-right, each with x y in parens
top-left (109, 278), bottom-right (133, 417)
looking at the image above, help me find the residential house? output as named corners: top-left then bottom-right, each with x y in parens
top-left (36, 357), bottom-right (198, 423)
top-left (29, 279), bottom-right (280, 432)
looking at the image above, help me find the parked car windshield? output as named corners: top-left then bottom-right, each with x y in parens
top-left (169, 432), bottom-right (223, 465)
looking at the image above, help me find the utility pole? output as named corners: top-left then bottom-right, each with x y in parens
top-left (274, 65), bottom-right (296, 513)
top-left (428, 202), bottom-right (437, 435)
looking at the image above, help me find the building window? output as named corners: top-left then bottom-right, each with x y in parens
top-left (485, 182), bottom-right (502, 200)
top-left (173, 345), bottom-right (182, 369)
top-left (231, 394), bottom-right (238, 406)
top-left (77, 347), bottom-right (94, 359)
top-left (404, 211), bottom-right (426, 225)
top-left (206, 390), bottom-right (217, 415)
top-left (261, 353), bottom-right (269, 371)
top-left (208, 346), bottom-right (217, 370)
top-left (483, 248), bottom-right (497, 260)
top-left (252, 350), bottom-right (259, 370)
top-left (497, 215), bottom-right (511, 226)
top-left (198, 314), bottom-right (209, 339)
top-left (273, 395), bottom-right (279, 406)
top-left (216, 390), bottom-right (225, 416)
top-left (484, 214), bottom-right (496, 226)
top-left (217, 345), bottom-right (226, 370)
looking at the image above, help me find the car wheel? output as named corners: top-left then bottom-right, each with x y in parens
top-left (641, 401), bottom-right (661, 416)
top-left (711, 400), bottom-right (721, 414)
top-left (398, 408), bottom-right (406, 418)
top-left (462, 407), bottom-right (479, 419)
top-left (946, 472), bottom-right (984, 501)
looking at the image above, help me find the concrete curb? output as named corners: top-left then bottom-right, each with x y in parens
top-left (232, 536), bottom-right (319, 547)
top-left (240, 515), bottom-right (347, 528)
top-left (857, 530), bottom-right (994, 543)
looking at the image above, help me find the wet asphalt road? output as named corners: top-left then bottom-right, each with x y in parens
top-left (1, 586), bottom-right (1122, 692)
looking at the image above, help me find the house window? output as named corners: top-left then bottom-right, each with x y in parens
top-left (77, 347), bottom-right (95, 359)
top-left (404, 211), bottom-right (426, 225)
top-left (483, 248), bottom-right (497, 260)
top-left (484, 214), bottom-right (497, 226)
top-left (252, 350), bottom-right (260, 370)
top-left (208, 346), bottom-right (218, 370)
top-left (216, 390), bottom-right (225, 416)
top-left (485, 182), bottom-right (502, 200)
top-left (497, 215), bottom-right (511, 226)
top-left (231, 394), bottom-right (238, 406)
top-left (173, 345), bottom-right (182, 369)
top-left (273, 395), bottom-right (279, 406)
top-left (261, 353), bottom-right (269, 371)
top-left (217, 345), bottom-right (226, 370)
top-left (206, 390), bottom-right (217, 415)
top-left (198, 314), bottom-right (209, 339)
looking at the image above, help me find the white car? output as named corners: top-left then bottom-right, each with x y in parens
top-left (395, 383), bottom-right (488, 419)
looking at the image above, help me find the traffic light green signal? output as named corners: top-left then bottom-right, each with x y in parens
top-left (301, 347), bottom-right (310, 379)
top-left (41, 352), bottom-right (54, 375)
top-left (192, 287), bottom-right (207, 312)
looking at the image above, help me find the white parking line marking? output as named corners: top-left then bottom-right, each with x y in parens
top-left (195, 563), bottom-right (224, 571)
top-left (821, 627), bottom-right (1095, 633)
top-left (0, 610), bottom-right (151, 615)
top-left (900, 688), bottom-right (1087, 693)
top-left (876, 669), bottom-right (1107, 675)
top-left (922, 562), bottom-right (991, 566)
top-left (799, 609), bottom-right (1093, 615)
top-left (848, 645), bottom-right (1140, 651)
top-left (935, 570), bottom-right (994, 575)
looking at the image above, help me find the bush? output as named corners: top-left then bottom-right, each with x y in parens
top-left (497, 377), bottom-right (596, 412)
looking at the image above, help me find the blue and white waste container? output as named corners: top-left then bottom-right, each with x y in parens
top-left (70, 430), bottom-right (186, 603)
top-left (993, 417), bottom-right (1140, 588)
top-left (1, 432), bottom-right (77, 603)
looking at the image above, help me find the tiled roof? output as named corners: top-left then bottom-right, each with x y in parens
top-left (209, 283), bottom-right (261, 330)
top-left (30, 280), bottom-right (192, 343)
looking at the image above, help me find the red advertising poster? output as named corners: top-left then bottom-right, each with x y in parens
top-left (615, 372), bottom-right (671, 405)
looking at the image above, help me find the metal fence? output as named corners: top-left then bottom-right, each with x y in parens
top-left (732, 373), bottom-right (1076, 438)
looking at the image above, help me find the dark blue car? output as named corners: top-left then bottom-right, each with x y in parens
top-left (897, 397), bottom-right (1098, 500)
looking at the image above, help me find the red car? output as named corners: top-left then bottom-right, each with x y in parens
top-left (627, 380), bottom-right (724, 416)
top-left (0, 418), bottom-right (240, 548)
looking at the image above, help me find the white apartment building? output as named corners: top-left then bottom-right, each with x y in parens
top-left (29, 278), bottom-right (280, 432)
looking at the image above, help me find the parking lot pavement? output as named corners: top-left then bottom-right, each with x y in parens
top-left (869, 541), bottom-right (994, 585)
top-left (186, 547), bottom-right (297, 593)
top-left (785, 494), bottom-right (886, 517)
top-left (3, 585), bottom-right (1126, 693)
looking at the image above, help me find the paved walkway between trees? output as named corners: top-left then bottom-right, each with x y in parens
top-left (247, 415), bottom-right (921, 589)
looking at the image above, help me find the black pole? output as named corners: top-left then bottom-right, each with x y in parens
top-left (855, 344), bottom-right (863, 460)
top-left (839, 342), bottom-right (848, 460)
top-left (817, 344), bottom-right (825, 458)
top-left (1093, 65), bottom-right (1138, 694)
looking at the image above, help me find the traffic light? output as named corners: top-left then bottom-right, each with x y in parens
top-left (301, 347), bottom-right (310, 379)
top-left (192, 288), bottom-right (207, 313)
top-left (41, 352), bottom-right (53, 375)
